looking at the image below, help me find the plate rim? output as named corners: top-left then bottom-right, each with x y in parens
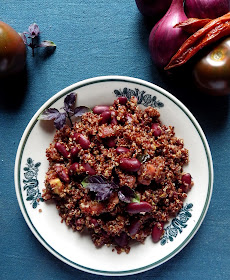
top-left (14, 75), bottom-right (214, 276)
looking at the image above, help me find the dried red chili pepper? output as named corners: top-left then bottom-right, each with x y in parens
top-left (165, 12), bottom-right (230, 70)
top-left (174, 18), bottom-right (212, 34)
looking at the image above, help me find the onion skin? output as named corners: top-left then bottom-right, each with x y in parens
top-left (149, 0), bottom-right (189, 69)
top-left (193, 37), bottom-right (230, 96)
top-left (135, 0), bottom-right (172, 18)
top-left (185, 0), bottom-right (230, 19)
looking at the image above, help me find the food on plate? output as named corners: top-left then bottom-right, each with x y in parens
top-left (42, 95), bottom-right (193, 253)
top-left (0, 21), bottom-right (26, 77)
top-left (193, 37), bottom-right (230, 95)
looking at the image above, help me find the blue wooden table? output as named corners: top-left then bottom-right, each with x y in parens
top-left (0, 1), bottom-right (229, 279)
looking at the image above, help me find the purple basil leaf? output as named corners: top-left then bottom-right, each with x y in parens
top-left (85, 175), bottom-right (107, 184)
top-left (40, 40), bottom-right (56, 48)
top-left (118, 186), bottom-right (136, 203)
top-left (54, 112), bottom-right (66, 130)
top-left (64, 93), bottom-right (76, 114)
top-left (82, 175), bottom-right (118, 201)
top-left (28, 23), bottom-right (40, 38)
top-left (39, 108), bottom-right (60, 120)
top-left (74, 106), bottom-right (90, 117)
top-left (90, 184), bottom-right (113, 201)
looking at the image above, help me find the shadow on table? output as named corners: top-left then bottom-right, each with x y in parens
top-left (0, 67), bottom-right (28, 111)
top-left (150, 65), bottom-right (229, 133)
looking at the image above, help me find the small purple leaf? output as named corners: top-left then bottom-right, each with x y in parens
top-left (28, 23), bottom-right (40, 38)
top-left (118, 186), bottom-right (136, 203)
top-left (54, 112), bottom-right (66, 130)
top-left (74, 106), bottom-right (90, 117)
top-left (40, 40), bottom-right (56, 48)
top-left (39, 108), bottom-right (60, 120)
top-left (85, 175), bottom-right (107, 184)
top-left (82, 175), bottom-right (118, 201)
top-left (64, 93), bottom-right (76, 113)
top-left (91, 184), bottom-right (113, 201)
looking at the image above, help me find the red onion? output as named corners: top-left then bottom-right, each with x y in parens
top-left (149, 0), bottom-right (189, 69)
top-left (185, 0), bottom-right (230, 19)
top-left (135, 0), bottom-right (172, 17)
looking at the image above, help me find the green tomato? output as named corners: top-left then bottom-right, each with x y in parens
top-left (0, 21), bottom-right (26, 77)
top-left (193, 37), bottom-right (230, 96)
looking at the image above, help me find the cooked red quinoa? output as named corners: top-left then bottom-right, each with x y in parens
top-left (42, 96), bottom-right (193, 253)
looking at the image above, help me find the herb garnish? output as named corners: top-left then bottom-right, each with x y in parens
top-left (118, 185), bottom-right (140, 203)
top-left (82, 175), bottom-right (119, 201)
top-left (21, 23), bottom-right (56, 56)
top-left (137, 153), bottom-right (150, 164)
top-left (39, 93), bottom-right (90, 130)
top-left (81, 176), bottom-right (140, 203)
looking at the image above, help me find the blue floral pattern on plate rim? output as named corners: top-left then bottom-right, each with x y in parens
top-left (23, 158), bottom-right (43, 209)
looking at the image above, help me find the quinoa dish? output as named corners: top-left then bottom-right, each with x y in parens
top-left (42, 95), bottom-right (193, 253)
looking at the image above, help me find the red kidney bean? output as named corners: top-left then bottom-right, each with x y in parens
top-left (100, 110), bottom-right (111, 124)
top-left (105, 137), bottom-right (116, 148)
top-left (55, 166), bottom-right (70, 183)
top-left (117, 96), bottom-right (128, 105)
top-left (74, 133), bottom-right (90, 149)
top-left (114, 232), bottom-right (129, 247)
top-left (116, 147), bottom-right (129, 154)
top-left (55, 142), bottom-right (70, 159)
top-left (68, 162), bottom-right (79, 176)
top-left (82, 163), bottom-right (96, 175)
top-left (73, 132), bottom-right (81, 141)
top-left (151, 123), bottom-right (162, 137)
top-left (128, 219), bottom-right (141, 235)
top-left (126, 202), bottom-right (152, 214)
top-left (182, 173), bottom-right (192, 186)
top-left (151, 222), bottom-right (164, 243)
top-left (78, 134), bottom-right (90, 149)
top-left (93, 105), bottom-right (110, 115)
top-left (70, 146), bottom-right (80, 160)
top-left (180, 173), bottom-right (192, 193)
top-left (59, 171), bottom-right (70, 183)
top-left (119, 158), bottom-right (141, 172)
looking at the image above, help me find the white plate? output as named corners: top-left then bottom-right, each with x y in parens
top-left (14, 76), bottom-right (213, 276)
